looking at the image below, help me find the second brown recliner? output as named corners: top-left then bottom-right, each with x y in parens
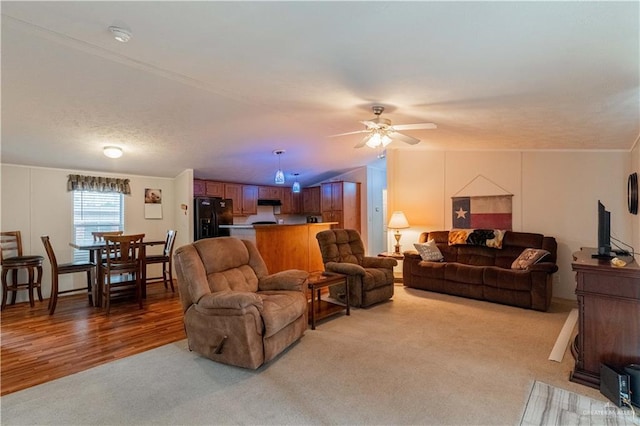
top-left (316, 229), bottom-right (397, 308)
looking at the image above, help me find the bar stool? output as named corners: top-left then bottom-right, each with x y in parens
top-left (1, 231), bottom-right (44, 310)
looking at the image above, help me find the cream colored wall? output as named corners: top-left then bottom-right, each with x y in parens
top-left (387, 149), bottom-right (633, 301)
top-left (1, 164), bottom-right (179, 304)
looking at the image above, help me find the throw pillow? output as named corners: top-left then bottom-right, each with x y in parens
top-left (511, 248), bottom-right (550, 270)
top-left (414, 239), bottom-right (444, 262)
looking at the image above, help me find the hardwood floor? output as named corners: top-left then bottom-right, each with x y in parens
top-left (0, 282), bottom-right (185, 396)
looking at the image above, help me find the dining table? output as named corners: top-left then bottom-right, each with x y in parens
top-left (69, 239), bottom-right (165, 308)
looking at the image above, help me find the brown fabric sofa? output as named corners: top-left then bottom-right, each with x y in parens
top-left (403, 231), bottom-right (558, 311)
top-left (174, 237), bottom-right (308, 369)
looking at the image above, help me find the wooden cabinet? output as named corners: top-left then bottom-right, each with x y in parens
top-left (242, 185), bottom-right (258, 215)
top-left (194, 179), bottom-right (224, 197)
top-left (225, 184), bottom-right (258, 216)
top-left (205, 181), bottom-right (224, 198)
top-left (194, 179), bottom-right (206, 197)
top-left (321, 181), bottom-right (360, 232)
top-left (302, 186), bottom-right (321, 215)
top-left (224, 183), bottom-right (243, 215)
top-left (282, 190), bottom-right (301, 214)
top-left (570, 248), bottom-right (640, 389)
top-left (258, 186), bottom-right (283, 201)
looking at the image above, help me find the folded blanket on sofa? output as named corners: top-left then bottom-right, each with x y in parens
top-left (448, 229), bottom-right (505, 248)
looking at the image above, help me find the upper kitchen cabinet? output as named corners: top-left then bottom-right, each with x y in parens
top-left (281, 189), bottom-right (301, 214)
top-left (224, 183), bottom-right (258, 216)
top-left (321, 181), bottom-right (360, 232)
top-left (302, 186), bottom-right (321, 215)
top-left (258, 186), bottom-right (283, 201)
top-left (194, 179), bottom-right (224, 197)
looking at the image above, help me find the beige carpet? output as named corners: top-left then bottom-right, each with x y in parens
top-left (0, 286), bottom-right (608, 425)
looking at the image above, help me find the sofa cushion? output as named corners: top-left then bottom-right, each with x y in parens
top-left (483, 267), bottom-right (532, 291)
top-left (444, 263), bottom-right (484, 285)
top-left (456, 245), bottom-right (496, 266)
top-left (511, 248), bottom-right (550, 270)
top-left (414, 240), bottom-right (444, 261)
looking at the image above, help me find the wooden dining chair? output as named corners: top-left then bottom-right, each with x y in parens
top-left (41, 236), bottom-right (96, 314)
top-left (92, 231), bottom-right (124, 242)
top-left (1, 231), bottom-right (44, 310)
top-left (144, 230), bottom-right (177, 292)
top-left (99, 233), bottom-right (145, 314)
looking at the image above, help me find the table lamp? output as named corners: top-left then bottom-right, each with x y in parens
top-left (388, 211), bottom-right (410, 254)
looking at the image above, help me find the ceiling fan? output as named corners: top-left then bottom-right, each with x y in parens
top-left (329, 106), bottom-right (437, 148)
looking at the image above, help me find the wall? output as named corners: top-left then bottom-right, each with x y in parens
top-left (1, 164), bottom-right (178, 303)
top-left (387, 149), bottom-right (633, 300)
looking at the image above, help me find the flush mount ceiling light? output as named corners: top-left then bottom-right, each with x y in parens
top-left (273, 149), bottom-right (286, 185)
top-left (108, 26), bottom-right (132, 43)
top-left (103, 146), bottom-right (123, 159)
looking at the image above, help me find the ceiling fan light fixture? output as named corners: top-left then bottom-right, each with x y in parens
top-left (366, 132), bottom-right (382, 148)
top-left (273, 149), bottom-right (286, 185)
top-left (103, 146), bottom-right (123, 159)
top-left (109, 26), bottom-right (132, 43)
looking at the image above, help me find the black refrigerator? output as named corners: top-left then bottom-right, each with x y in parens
top-left (194, 197), bottom-right (233, 240)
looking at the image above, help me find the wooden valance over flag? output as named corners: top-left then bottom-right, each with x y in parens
top-left (452, 195), bottom-right (513, 230)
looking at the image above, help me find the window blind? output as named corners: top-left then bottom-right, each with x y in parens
top-left (73, 191), bottom-right (124, 261)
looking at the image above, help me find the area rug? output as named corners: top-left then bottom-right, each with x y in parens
top-left (520, 381), bottom-right (638, 425)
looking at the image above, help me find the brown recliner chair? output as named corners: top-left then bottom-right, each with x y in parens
top-left (316, 229), bottom-right (397, 308)
top-left (173, 237), bottom-right (308, 369)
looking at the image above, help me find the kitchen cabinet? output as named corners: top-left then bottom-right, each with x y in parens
top-left (194, 179), bottom-right (206, 197)
top-left (205, 181), bottom-right (224, 198)
top-left (242, 185), bottom-right (258, 215)
top-left (258, 186), bottom-right (283, 201)
top-left (321, 181), bottom-right (360, 232)
top-left (194, 179), bottom-right (224, 197)
top-left (302, 186), bottom-right (321, 215)
top-left (224, 184), bottom-right (258, 216)
top-left (281, 189), bottom-right (301, 214)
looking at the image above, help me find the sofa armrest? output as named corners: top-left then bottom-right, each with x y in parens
top-left (528, 262), bottom-right (558, 274)
top-left (362, 256), bottom-right (397, 269)
top-left (258, 269), bottom-right (308, 292)
top-left (403, 251), bottom-right (421, 261)
top-left (197, 291), bottom-right (263, 311)
top-left (326, 262), bottom-right (366, 277)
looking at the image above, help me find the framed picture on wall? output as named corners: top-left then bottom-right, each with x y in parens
top-left (144, 188), bottom-right (162, 219)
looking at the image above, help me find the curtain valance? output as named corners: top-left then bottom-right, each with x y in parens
top-left (67, 174), bottom-right (131, 194)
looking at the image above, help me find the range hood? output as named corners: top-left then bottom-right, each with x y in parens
top-left (257, 199), bottom-right (282, 206)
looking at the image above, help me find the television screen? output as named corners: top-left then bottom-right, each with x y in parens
top-left (594, 200), bottom-right (613, 259)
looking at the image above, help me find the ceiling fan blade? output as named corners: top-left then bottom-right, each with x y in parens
top-left (354, 135), bottom-right (370, 148)
top-left (392, 123), bottom-right (437, 131)
top-left (360, 120), bottom-right (383, 129)
top-left (327, 130), bottom-right (369, 138)
top-left (388, 131), bottom-right (420, 145)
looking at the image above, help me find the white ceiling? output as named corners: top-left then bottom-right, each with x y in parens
top-left (2, 1), bottom-right (639, 187)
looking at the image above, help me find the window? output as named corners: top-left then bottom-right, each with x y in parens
top-left (73, 191), bottom-right (124, 261)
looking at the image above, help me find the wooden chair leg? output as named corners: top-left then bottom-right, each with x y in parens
top-left (10, 270), bottom-right (18, 305)
top-left (86, 270), bottom-right (93, 306)
top-left (48, 274), bottom-right (59, 315)
top-left (35, 265), bottom-right (43, 302)
top-left (27, 267), bottom-right (35, 307)
top-left (167, 262), bottom-right (174, 292)
top-left (1, 269), bottom-right (9, 310)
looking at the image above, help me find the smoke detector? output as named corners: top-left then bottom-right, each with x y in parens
top-left (109, 26), bottom-right (132, 43)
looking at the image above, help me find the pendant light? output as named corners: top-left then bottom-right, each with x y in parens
top-left (292, 173), bottom-right (301, 193)
top-left (273, 149), bottom-right (285, 185)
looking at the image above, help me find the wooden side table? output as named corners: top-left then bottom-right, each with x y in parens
top-left (307, 271), bottom-right (349, 330)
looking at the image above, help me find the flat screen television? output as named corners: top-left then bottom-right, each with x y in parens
top-left (593, 200), bottom-right (613, 259)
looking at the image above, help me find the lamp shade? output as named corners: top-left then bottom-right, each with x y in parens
top-left (388, 211), bottom-right (409, 229)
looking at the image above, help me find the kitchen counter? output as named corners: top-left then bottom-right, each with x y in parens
top-left (220, 223), bottom-right (331, 229)
top-left (241, 222), bottom-right (338, 273)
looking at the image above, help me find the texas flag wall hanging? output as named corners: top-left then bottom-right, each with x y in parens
top-left (452, 195), bottom-right (513, 230)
